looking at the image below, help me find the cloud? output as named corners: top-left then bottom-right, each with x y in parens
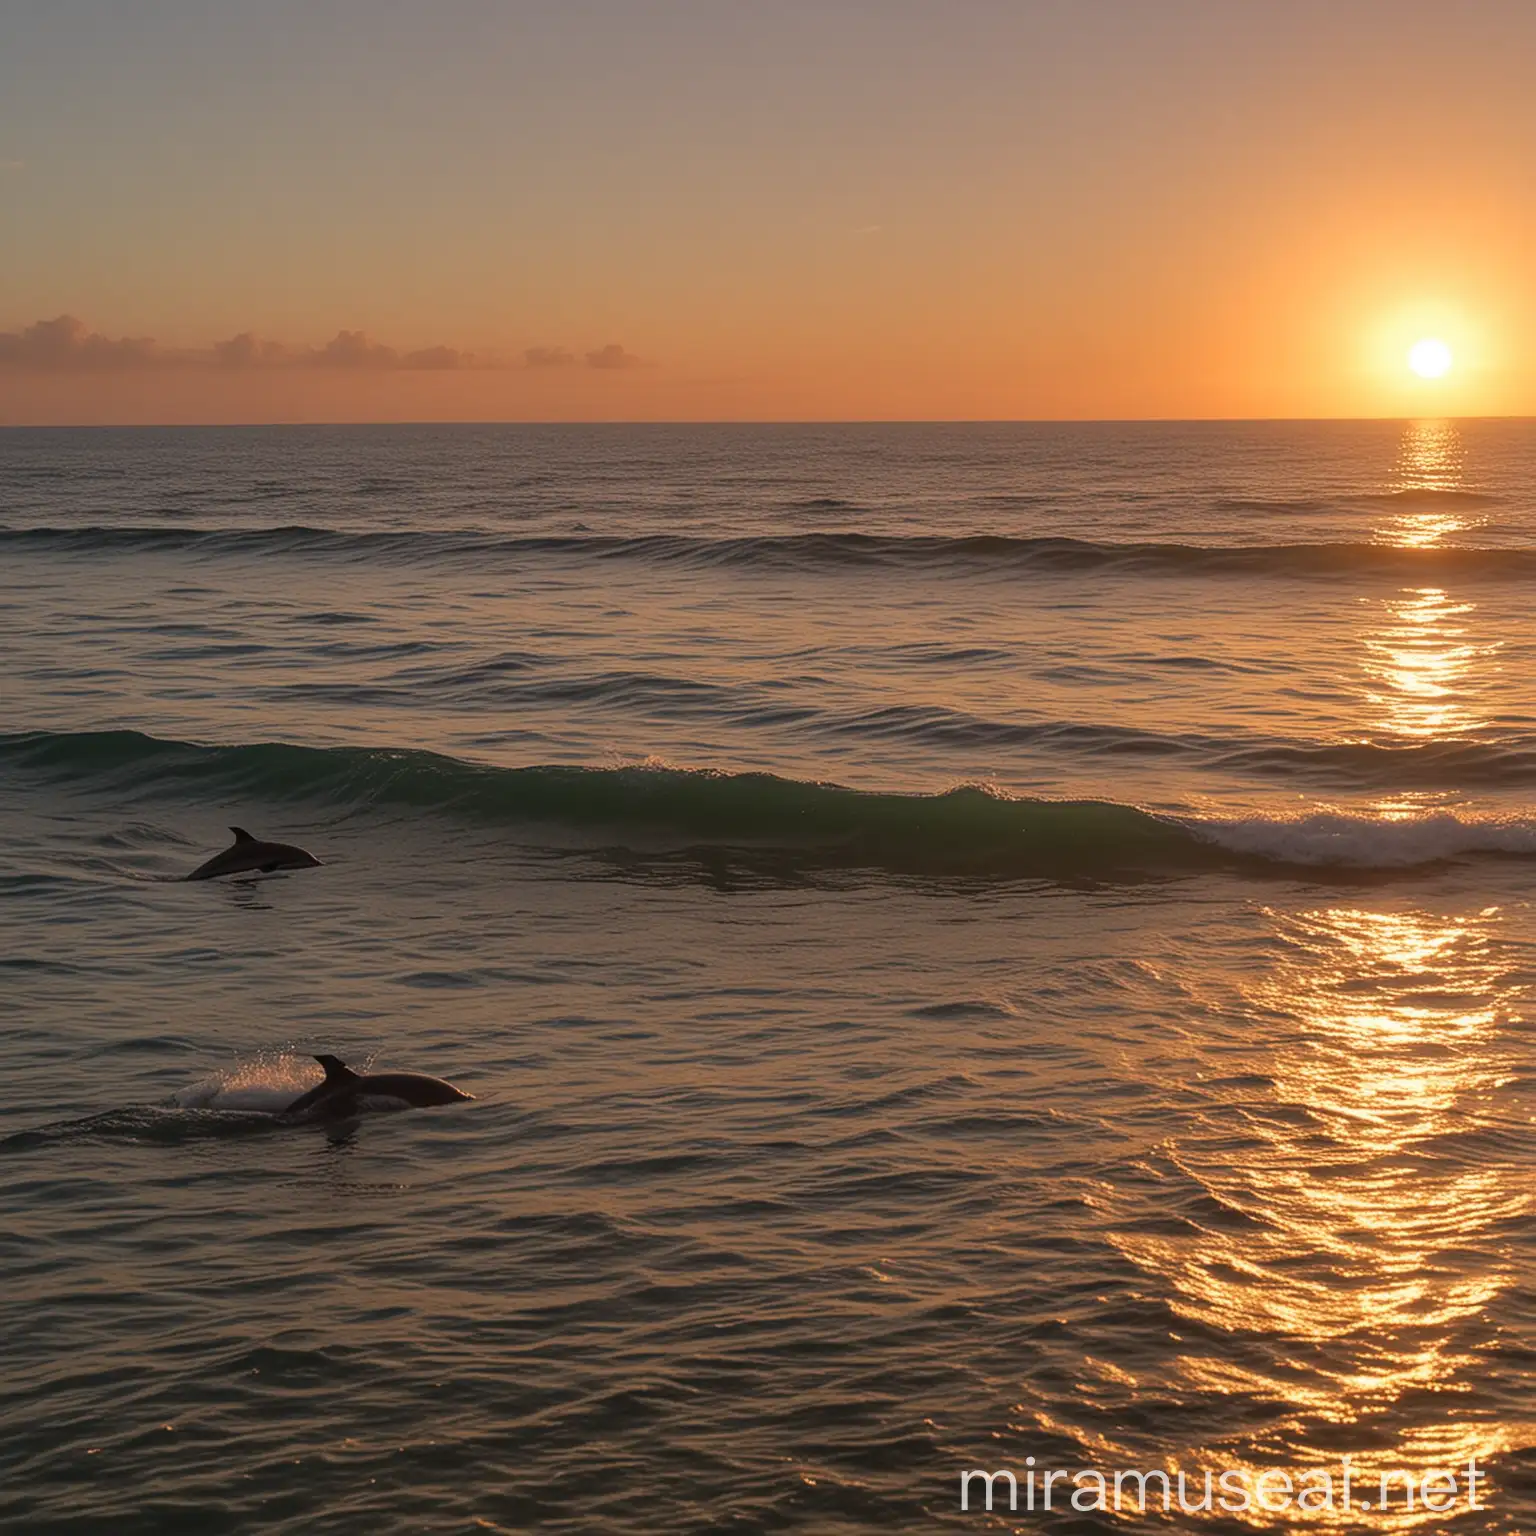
top-left (525, 345), bottom-right (576, 368)
top-left (0, 317), bottom-right (637, 375)
top-left (306, 333), bottom-right (468, 370)
top-left (585, 343), bottom-right (644, 370)
top-left (0, 317), bottom-right (471, 372)
top-left (212, 332), bottom-right (296, 367)
top-left (311, 330), bottom-right (401, 369)
top-left (0, 315), bottom-right (162, 369)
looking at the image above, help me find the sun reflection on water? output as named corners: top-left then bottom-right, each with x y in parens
top-left (1381, 420), bottom-right (1469, 549)
top-left (1106, 904), bottom-right (1530, 1526)
top-left (1359, 586), bottom-right (1495, 742)
top-left (1357, 421), bottom-right (1499, 751)
top-left (1019, 415), bottom-right (1529, 1524)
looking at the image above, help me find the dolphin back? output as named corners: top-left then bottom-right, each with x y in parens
top-left (281, 1057), bottom-right (473, 1119)
top-left (282, 1054), bottom-right (363, 1118)
top-left (355, 1071), bottom-right (475, 1107)
top-left (184, 828), bottom-right (322, 880)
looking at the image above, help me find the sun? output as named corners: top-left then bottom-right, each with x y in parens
top-left (1408, 337), bottom-right (1453, 380)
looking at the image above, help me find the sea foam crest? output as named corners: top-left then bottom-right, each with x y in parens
top-left (1195, 810), bottom-right (1536, 867)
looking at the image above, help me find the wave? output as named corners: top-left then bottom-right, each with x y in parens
top-left (5, 524), bottom-right (1536, 578)
top-left (804, 708), bottom-right (1536, 788)
top-left (4, 728), bottom-right (1534, 879)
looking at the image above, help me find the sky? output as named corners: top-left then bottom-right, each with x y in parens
top-left (2, 0), bottom-right (1534, 424)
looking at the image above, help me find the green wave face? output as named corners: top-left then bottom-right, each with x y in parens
top-left (0, 729), bottom-right (1209, 880)
top-left (9, 729), bottom-right (1534, 880)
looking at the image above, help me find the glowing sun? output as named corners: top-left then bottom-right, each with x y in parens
top-left (1407, 337), bottom-right (1453, 379)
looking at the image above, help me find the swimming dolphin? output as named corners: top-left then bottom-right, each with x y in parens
top-left (185, 827), bottom-right (322, 881)
top-left (282, 1054), bottom-right (473, 1121)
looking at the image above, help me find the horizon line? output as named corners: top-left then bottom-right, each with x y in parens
top-left (3, 413), bottom-right (1532, 431)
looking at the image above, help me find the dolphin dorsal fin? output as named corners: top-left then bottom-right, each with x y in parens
top-left (315, 1054), bottom-right (360, 1084)
top-left (230, 826), bottom-right (256, 843)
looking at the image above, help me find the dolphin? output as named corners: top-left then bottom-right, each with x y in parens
top-left (185, 827), bottom-right (322, 881)
top-left (281, 1054), bottom-right (474, 1121)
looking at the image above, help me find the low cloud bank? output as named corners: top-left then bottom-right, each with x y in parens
top-left (0, 315), bottom-right (163, 368)
top-left (0, 316), bottom-right (471, 371)
top-left (0, 316), bottom-right (648, 373)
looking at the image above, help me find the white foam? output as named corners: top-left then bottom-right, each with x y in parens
top-left (1193, 810), bottom-right (1536, 868)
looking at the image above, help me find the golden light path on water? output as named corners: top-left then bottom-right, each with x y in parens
top-left (1116, 903), bottom-right (1530, 1529)
top-left (1072, 422), bottom-right (1531, 1526)
top-left (1382, 418), bottom-right (1468, 547)
top-left (1359, 586), bottom-right (1489, 744)
top-left (1364, 418), bottom-right (1499, 777)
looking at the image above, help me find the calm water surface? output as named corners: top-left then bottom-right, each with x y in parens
top-left (2, 422), bottom-right (1534, 1532)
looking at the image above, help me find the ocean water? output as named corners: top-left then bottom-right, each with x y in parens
top-left (2, 419), bottom-right (1534, 1534)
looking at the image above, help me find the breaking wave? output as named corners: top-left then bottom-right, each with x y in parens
top-left (4, 728), bottom-right (1534, 880)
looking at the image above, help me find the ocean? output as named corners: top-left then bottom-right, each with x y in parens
top-left (2, 419), bottom-right (1534, 1533)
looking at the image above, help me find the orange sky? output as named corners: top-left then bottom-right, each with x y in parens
top-left (2, 2), bottom-right (1533, 424)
